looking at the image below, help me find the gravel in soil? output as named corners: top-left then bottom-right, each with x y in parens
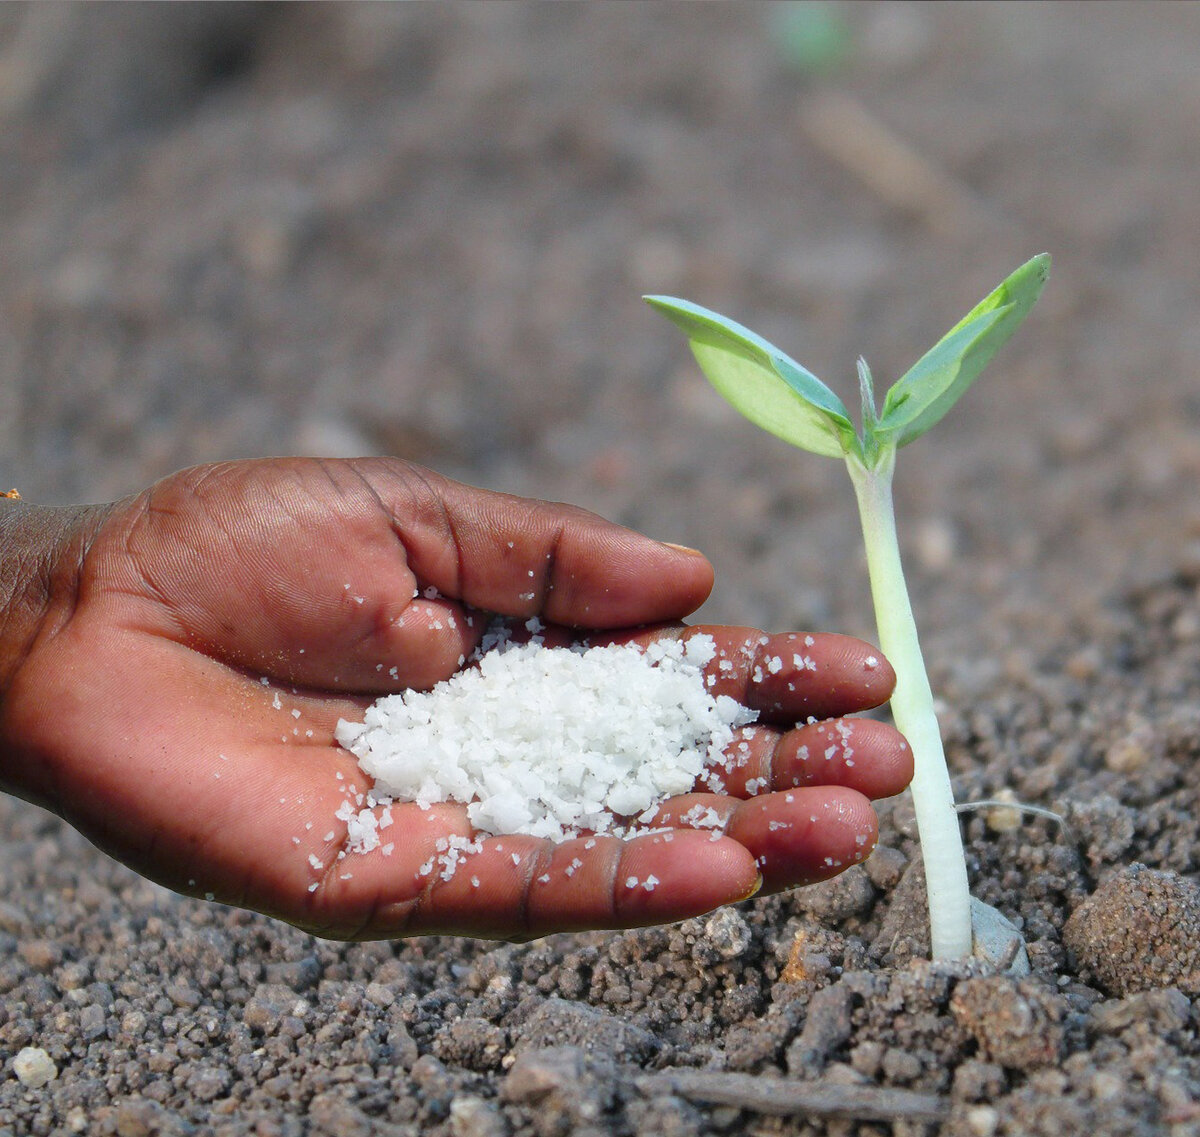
top-left (5, 5), bottom-right (1200, 1135)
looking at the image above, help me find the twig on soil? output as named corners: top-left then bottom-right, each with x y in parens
top-left (798, 89), bottom-right (994, 237)
top-left (637, 1069), bottom-right (949, 1123)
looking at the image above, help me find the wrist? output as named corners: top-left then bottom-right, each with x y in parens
top-left (0, 499), bottom-right (110, 712)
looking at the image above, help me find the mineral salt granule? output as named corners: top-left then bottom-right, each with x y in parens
top-left (335, 631), bottom-right (756, 845)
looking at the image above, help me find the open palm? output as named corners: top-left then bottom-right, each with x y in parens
top-left (0, 458), bottom-right (909, 939)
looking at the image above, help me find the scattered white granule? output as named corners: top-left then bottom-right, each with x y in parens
top-left (643, 875), bottom-right (659, 892)
top-left (625, 876), bottom-right (639, 888)
top-left (292, 709), bottom-right (301, 719)
top-left (340, 873), bottom-right (353, 880)
top-left (382, 843), bottom-right (394, 856)
top-left (423, 586), bottom-right (440, 599)
top-left (768, 820), bottom-right (791, 831)
top-left (537, 873), bottom-right (551, 884)
top-left (308, 855), bottom-right (324, 871)
top-left (511, 852), bottom-right (521, 866)
top-left (681, 804), bottom-right (725, 830)
top-left (767, 656), bottom-right (783, 674)
top-left (804, 635), bottom-right (815, 646)
top-left (335, 632), bottom-right (756, 845)
top-left (291, 836), bottom-right (300, 845)
top-left (272, 693), bottom-right (282, 710)
top-left (12, 1047), bottom-right (57, 1088)
top-left (323, 831), bottom-right (335, 842)
top-left (471, 876), bottom-right (481, 888)
top-left (307, 883), bottom-right (318, 893)
top-left (865, 656), bottom-right (878, 669)
top-left (824, 746), bottom-right (838, 761)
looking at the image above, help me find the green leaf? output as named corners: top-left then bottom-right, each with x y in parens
top-left (874, 253), bottom-right (1050, 448)
top-left (645, 295), bottom-right (858, 459)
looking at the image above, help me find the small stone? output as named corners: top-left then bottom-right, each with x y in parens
top-left (12, 1046), bottom-right (57, 1088)
top-left (703, 907), bottom-right (752, 959)
top-left (79, 1003), bottom-right (107, 1040)
top-left (18, 940), bottom-right (62, 972)
top-left (307, 1092), bottom-right (373, 1137)
top-left (448, 1094), bottom-right (507, 1137)
top-left (186, 1064), bottom-right (232, 1102)
top-left (965, 1104), bottom-right (1000, 1137)
top-left (791, 864), bottom-right (876, 922)
top-left (165, 983), bottom-right (201, 1009)
top-left (114, 1098), bottom-right (172, 1137)
top-left (864, 844), bottom-right (907, 890)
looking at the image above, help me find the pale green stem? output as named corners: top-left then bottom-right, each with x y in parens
top-left (847, 449), bottom-right (973, 960)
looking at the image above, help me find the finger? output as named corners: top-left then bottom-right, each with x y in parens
top-left (713, 719), bottom-right (913, 801)
top-left (350, 458), bottom-right (716, 627)
top-left (349, 829), bottom-right (762, 939)
top-left (650, 786), bottom-right (878, 894)
top-left (600, 625), bottom-right (895, 720)
top-left (101, 459), bottom-right (713, 691)
top-left (263, 817), bottom-right (764, 940)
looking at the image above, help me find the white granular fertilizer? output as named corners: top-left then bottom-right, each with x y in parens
top-left (334, 629), bottom-right (756, 845)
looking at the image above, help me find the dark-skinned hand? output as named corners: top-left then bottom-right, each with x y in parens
top-left (0, 458), bottom-right (911, 940)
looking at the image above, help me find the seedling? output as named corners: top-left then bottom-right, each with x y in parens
top-left (647, 254), bottom-right (1049, 963)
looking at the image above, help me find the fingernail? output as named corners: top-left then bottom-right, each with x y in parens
top-left (660, 541), bottom-right (703, 556)
top-left (735, 873), bottom-right (764, 902)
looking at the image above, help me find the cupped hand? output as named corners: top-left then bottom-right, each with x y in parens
top-left (0, 458), bottom-right (910, 939)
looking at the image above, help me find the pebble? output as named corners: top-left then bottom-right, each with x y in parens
top-left (11, 1046), bottom-right (57, 1088)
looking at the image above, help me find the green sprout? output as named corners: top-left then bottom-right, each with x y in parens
top-left (647, 254), bottom-right (1050, 963)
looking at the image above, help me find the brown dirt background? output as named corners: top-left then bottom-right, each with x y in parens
top-left (3, 4), bottom-right (1200, 1135)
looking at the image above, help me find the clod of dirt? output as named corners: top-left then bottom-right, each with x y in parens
top-left (510, 996), bottom-right (661, 1063)
top-left (1062, 863), bottom-right (1200, 996)
top-left (949, 975), bottom-right (1069, 1071)
top-left (501, 1045), bottom-right (620, 1131)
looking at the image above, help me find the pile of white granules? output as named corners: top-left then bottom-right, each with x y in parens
top-left (334, 625), bottom-right (757, 847)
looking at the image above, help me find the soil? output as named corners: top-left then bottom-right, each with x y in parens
top-left (3, 4), bottom-right (1200, 1134)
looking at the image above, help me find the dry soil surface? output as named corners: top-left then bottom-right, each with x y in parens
top-left (3, 4), bottom-right (1200, 1135)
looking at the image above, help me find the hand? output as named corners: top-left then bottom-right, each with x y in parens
top-left (0, 458), bottom-right (910, 939)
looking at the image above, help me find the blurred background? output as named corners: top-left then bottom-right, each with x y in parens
top-left (3, 1), bottom-right (1200, 661)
